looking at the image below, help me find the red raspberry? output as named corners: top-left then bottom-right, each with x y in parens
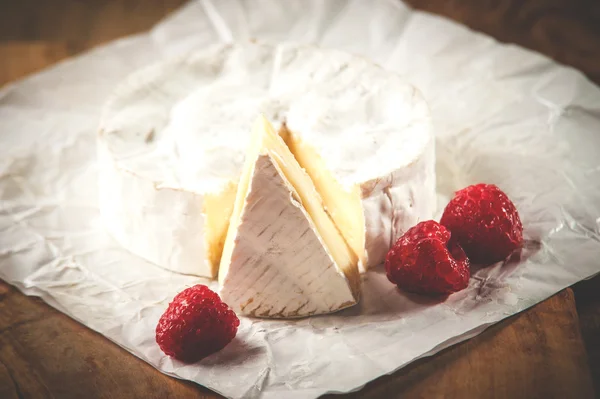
top-left (385, 221), bottom-right (470, 295)
top-left (156, 285), bottom-right (240, 363)
top-left (440, 184), bottom-right (523, 264)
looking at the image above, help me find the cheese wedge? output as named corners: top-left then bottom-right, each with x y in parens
top-left (219, 116), bottom-right (360, 317)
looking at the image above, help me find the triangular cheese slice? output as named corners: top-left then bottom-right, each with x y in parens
top-left (219, 116), bottom-right (360, 318)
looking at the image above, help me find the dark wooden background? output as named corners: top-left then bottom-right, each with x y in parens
top-left (1, 1), bottom-right (599, 398)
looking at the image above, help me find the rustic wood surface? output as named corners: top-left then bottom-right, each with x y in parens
top-left (1, 0), bottom-right (599, 398)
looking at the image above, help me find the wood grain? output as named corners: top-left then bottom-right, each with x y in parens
top-left (0, 42), bottom-right (73, 84)
top-left (575, 277), bottom-right (600, 395)
top-left (0, 0), bottom-right (598, 398)
top-left (0, 0), bottom-right (187, 47)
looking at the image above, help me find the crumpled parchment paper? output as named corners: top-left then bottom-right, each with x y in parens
top-left (1, 1), bottom-right (600, 398)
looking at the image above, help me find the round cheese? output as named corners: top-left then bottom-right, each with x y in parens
top-left (98, 42), bottom-right (435, 278)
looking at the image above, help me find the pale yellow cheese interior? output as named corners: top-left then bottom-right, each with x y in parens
top-left (281, 127), bottom-right (366, 267)
top-left (203, 181), bottom-right (237, 277)
top-left (219, 116), bottom-right (360, 296)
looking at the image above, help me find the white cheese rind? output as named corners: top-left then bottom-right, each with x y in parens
top-left (97, 136), bottom-right (211, 276)
top-left (219, 154), bottom-right (357, 317)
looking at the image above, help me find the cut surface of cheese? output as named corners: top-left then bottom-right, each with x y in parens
top-left (219, 116), bottom-right (360, 317)
top-left (98, 42), bottom-right (435, 277)
top-left (282, 127), bottom-right (365, 267)
top-left (283, 126), bottom-right (436, 271)
top-left (203, 182), bottom-right (238, 270)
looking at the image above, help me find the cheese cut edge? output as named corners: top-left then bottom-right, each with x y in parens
top-left (282, 126), bottom-right (367, 267)
top-left (219, 116), bottom-right (360, 317)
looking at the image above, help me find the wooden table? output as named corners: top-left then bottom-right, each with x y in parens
top-left (1, 1), bottom-right (599, 398)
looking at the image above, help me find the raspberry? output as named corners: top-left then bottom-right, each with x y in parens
top-left (440, 184), bottom-right (523, 264)
top-left (155, 285), bottom-right (240, 363)
top-left (385, 221), bottom-right (470, 295)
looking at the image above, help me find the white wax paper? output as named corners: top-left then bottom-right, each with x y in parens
top-left (2, 1), bottom-right (600, 398)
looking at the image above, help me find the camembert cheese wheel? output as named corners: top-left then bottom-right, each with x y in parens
top-left (98, 42), bottom-right (435, 279)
